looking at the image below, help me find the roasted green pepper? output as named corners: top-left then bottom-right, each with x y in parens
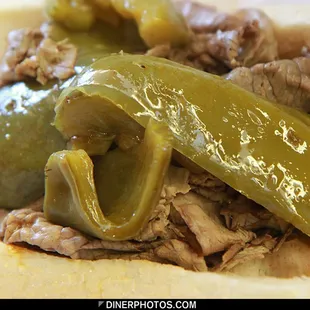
top-left (55, 54), bottom-right (310, 236)
top-left (0, 81), bottom-right (65, 209)
top-left (44, 119), bottom-right (172, 240)
top-left (110, 0), bottom-right (190, 47)
top-left (46, 0), bottom-right (96, 31)
top-left (46, 21), bottom-right (145, 65)
top-left (0, 23), bottom-right (144, 209)
top-left (46, 0), bottom-right (190, 47)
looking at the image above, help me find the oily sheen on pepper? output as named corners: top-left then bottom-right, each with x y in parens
top-left (54, 54), bottom-right (310, 237)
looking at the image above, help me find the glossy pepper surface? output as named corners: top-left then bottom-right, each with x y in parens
top-left (55, 53), bottom-right (310, 236)
top-left (0, 23), bottom-right (144, 209)
top-left (0, 81), bottom-right (65, 209)
top-left (46, 0), bottom-right (190, 47)
top-left (44, 119), bottom-right (172, 240)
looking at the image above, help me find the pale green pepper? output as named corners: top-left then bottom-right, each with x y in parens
top-left (46, 0), bottom-right (190, 47)
top-left (0, 22), bottom-right (144, 209)
top-left (54, 53), bottom-right (310, 236)
top-left (44, 119), bottom-right (172, 240)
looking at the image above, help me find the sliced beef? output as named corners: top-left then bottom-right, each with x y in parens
top-left (220, 195), bottom-right (290, 232)
top-left (0, 207), bottom-right (206, 271)
top-left (74, 239), bottom-right (207, 271)
top-left (73, 249), bottom-right (170, 264)
top-left (233, 9), bottom-right (278, 67)
top-left (172, 192), bottom-right (255, 256)
top-left (200, 20), bottom-right (261, 69)
top-left (0, 209), bottom-right (9, 232)
top-left (161, 166), bottom-right (191, 200)
top-left (149, 4), bottom-right (278, 74)
top-left (215, 234), bottom-right (277, 272)
top-left (224, 233), bottom-right (310, 278)
top-left (0, 28), bottom-right (77, 86)
top-left (302, 46), bottom-right (310, 58)
top-left (189, 171), bottom-right (226, 190)
top-left (174, 0), bottom-right (241, 33)
top-left (26, 196), bottom-right (44, 211)
top-left (0, 208), bottom-right (166, 258)
top-left (154, 239), bottom-right (208, 271)
top-left (0, 208), bottom-right (90, 256)
top-left (134, 166), bottom-right (190, 242)
top-left (146, 40), bottom-right (229, 75)
top-left (133, 200), bottom-right (179, 242)
top-left (188, 171), bottom-right (232, 203)
top-left (226, 57), bottom-right (310, 112)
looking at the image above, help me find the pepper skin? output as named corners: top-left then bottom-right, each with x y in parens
top-left (0, 24), bottom-right (144, 209)
top-left (55, 53), bottom-right (310, 236)
top-left (46, 0), bottom-right (190, 47)
top-left (0, 81), bottom-right (65, 209)
top-left (44, 119), bottom-right (172, 240)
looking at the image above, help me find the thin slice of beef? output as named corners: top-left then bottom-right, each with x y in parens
top-left (0, 208), bottom-right (90, 256)
top-left (73, 248), bottom-right (170, 264)
top-left (149, 4), bottom-right (278, 74)
top-left (233, 9), bottom-right (278, 67)
top-left (226, 57), bottom-right (310, 112)
top-left (134, 166), bottom-right (190, 242)
top-left (174, 0), bottom-right (241, 33)
top-left (0, 209), bottom-right (9, 233)
top-left (146, 40), bottom-right (229, 75)
top-left (0, 209), bottom-right (164, 257)
top-left (26, 196), bottom-right (44, 211)
top-left (226, 233), bottom-right (310, 278)
top-left (188, 9), bottom-right (278, 69)
top-left (220, 195), bottom-right (290, 232)
top-left (154, 239), bottom-right (208, 271)
top-left (215, 235), bottom-right (277, 272)
top-left (0, 28), bottom-right (77, 86)
top-left (172, 192), bottom-right (255, 256)
top-left (74, 239), bottom-right (207, 271)
top-left (188, 171), bottom-right (233, 203)
top-left (302, 46), bottom-right (310, 58)
top-left (0, 207), bottom-right (206, 271)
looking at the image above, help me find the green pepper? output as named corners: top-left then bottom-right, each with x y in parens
top-left (46, 0), bottom-right (190, 47)
top-left (0, 81), bottom-right (65, 209)
top-left (110, 0), bottom-right (190, 47)
top-left (0, 23), bottom-right (144, 209)
top-left (44, 119), bottom-right (172, 240)
top-left (46, 0), bottom-right (96, 31)
top-left (46, 21), bottom-right (146, 65)
top-left (55, 53), bottom-right (310, 236)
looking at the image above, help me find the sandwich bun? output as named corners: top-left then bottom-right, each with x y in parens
top-left (1, 0), bottom-right (310, 299)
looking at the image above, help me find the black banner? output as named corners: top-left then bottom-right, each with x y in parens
top-left (0, 299), bottom-right (303, 308)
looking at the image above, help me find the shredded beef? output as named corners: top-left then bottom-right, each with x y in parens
top-left (188, 171), bottom-right (232, 203)
top-left (0, 208), bottom-right (165, 257)
top-left (174, 0), bottom-right (241, 33)
top-left (154, 239), bottom-right (208, 271)
top-left (302, 46), bottom-right (310, 58)
top-left (26, 197), bottom-right (44, 211)
top-left (221, 233), bottom-right (310, 278)
top-left (215, 235), bottom-right (277, 272)
top-left (233, 9), bottom-right (278, 67)
top-left (220, 195), bottom-right (290, 232)
top-left (0, 209), bottom-right (9, 232)
top-left (172, 192), bottom-right (255, 256)
top-left (149, 4), bottom-right (278, 74)
top-left (73, 249), bottom-right (170, 264)
top-left (0, 28), bottom-right (77, 86)
top-left (0, 207), bottom-right (207, 271)
top-left (226, 57), bottom-right (310, 112)
top-left (134, 166), bottom-right (190, 242)
top-left (146, 40), bottom-right (229, 74)
top-left (0, 209), bottom-right (90, 256)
